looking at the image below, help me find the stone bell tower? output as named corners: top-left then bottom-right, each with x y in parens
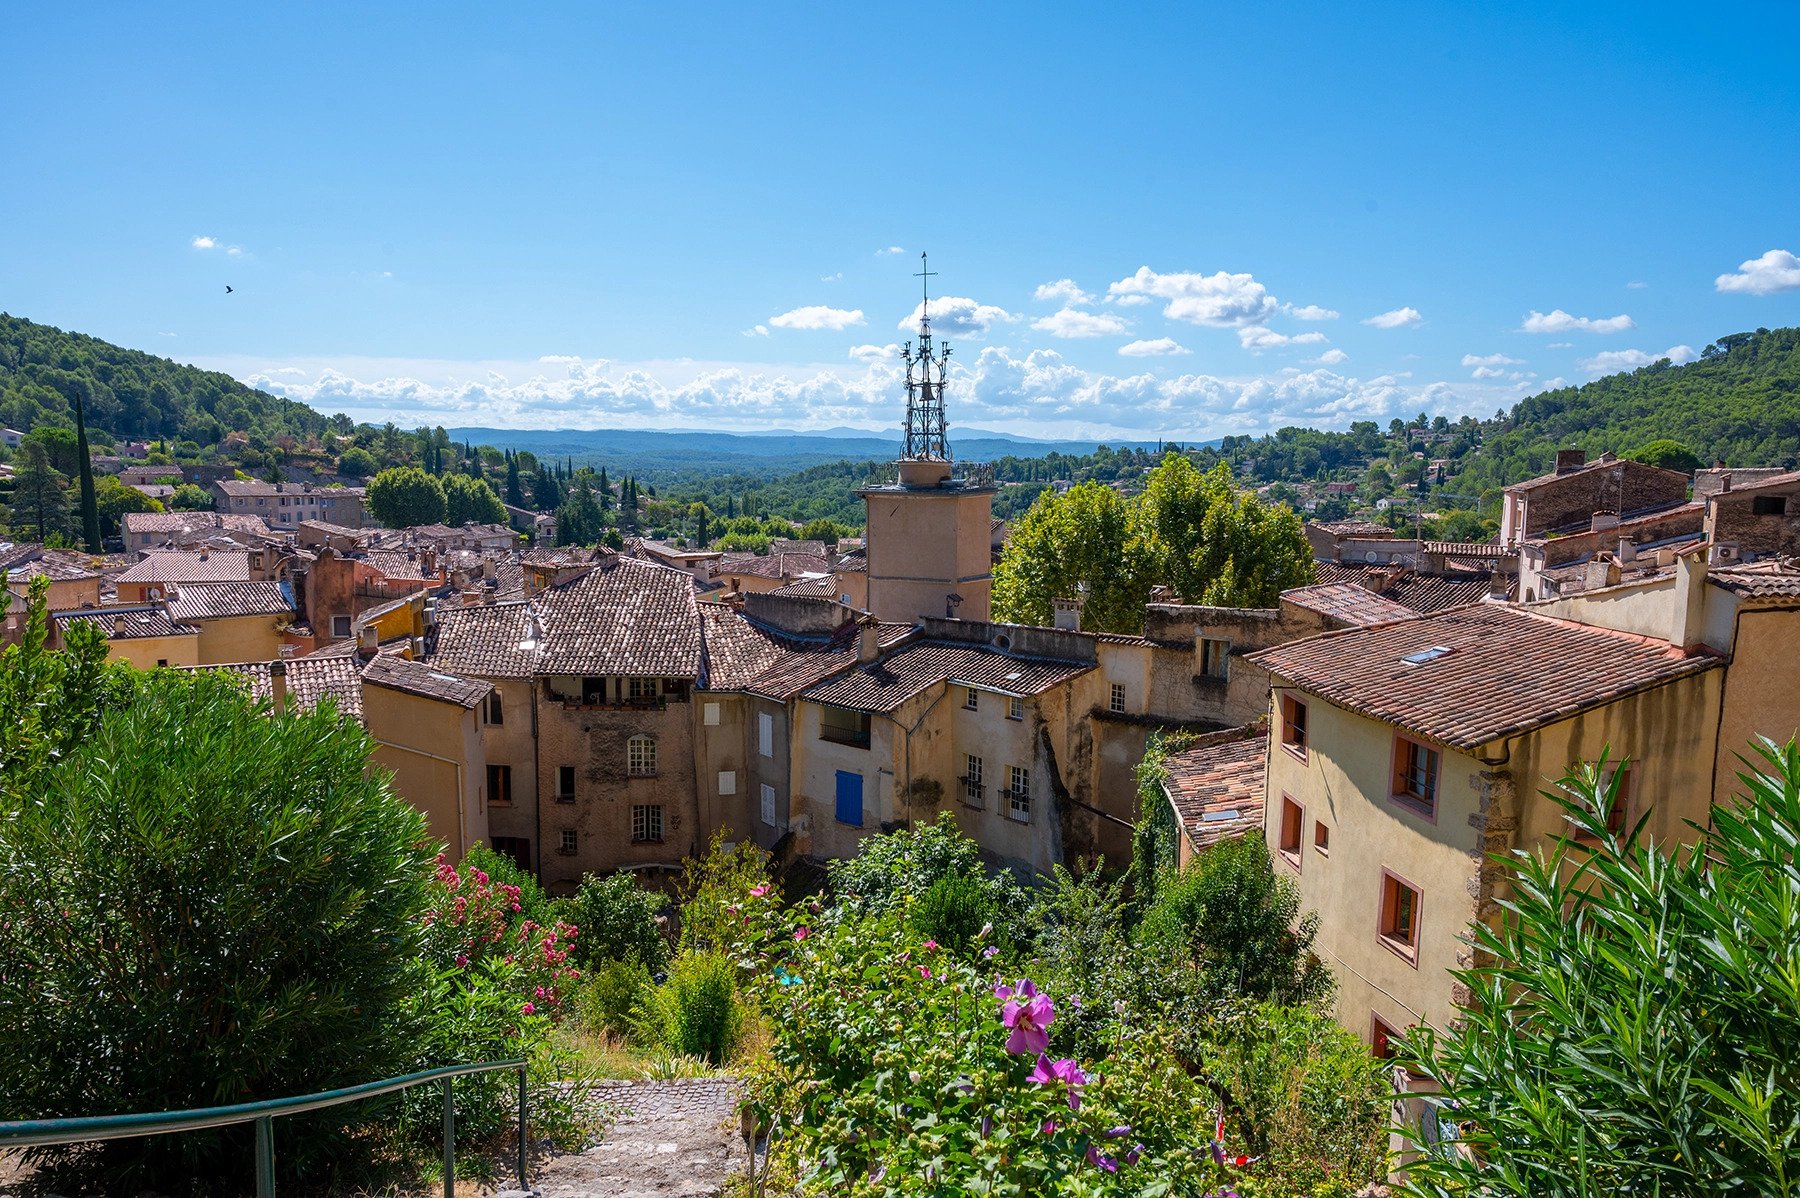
top-left (857, 253), bottom-right (998, 623)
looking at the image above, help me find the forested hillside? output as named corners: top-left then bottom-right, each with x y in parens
top-left (0, 314), bottom-right (334, 445)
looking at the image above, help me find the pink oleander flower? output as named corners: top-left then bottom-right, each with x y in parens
top-left (521, 1001), bottom-right (536, 1015)
top-left (1042, 1120), bottom-right (1059, 1135)
top-left (917, 965), bottom-right (931, 979)
top-left (794, 926), bottom-right (809, 941)
top-left (922, 939), bottom-right (938, 950)
top-left (750, 884), bottom-right (768, 898)
top-left (1028, 1055), bottom-right (1087, 1111)
top-left (997, 979), bottom-right (1054, 1055)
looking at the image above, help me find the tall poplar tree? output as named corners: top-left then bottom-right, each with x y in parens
top-left (73, 395), bottom-right (102, 552)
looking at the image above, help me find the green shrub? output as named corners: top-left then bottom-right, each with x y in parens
top-left (827, 811), bottom-right (1031, 942)
top-left (568, 871), bottom-right (668, 970)
top-left (579, 957), bottom-right (654, 1037)
top-left (909, 873), bottom-right (992, 957)
top-left (0, 668), bottom-right (437, 1192)
top-left (465, 841), bottom-right (561, 930)
top-left (637, 952), bottom-right (744, 1065)
top-left (1138, 829), bottom-right (1333, 1006)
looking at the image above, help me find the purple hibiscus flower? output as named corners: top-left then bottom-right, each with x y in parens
top-left (995, 978), bottom-right (1055, 1055)
top-left (1028, 1054), bottom-right (1088, 1111)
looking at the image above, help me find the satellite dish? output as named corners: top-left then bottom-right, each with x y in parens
top-left (1364, 551), bottom-right (1378, 563)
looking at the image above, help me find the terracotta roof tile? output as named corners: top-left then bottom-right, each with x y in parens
top-left (802, 641), bottom-right (1094, 714)
top-left (534, 556), bottom-right (703, 678)
top-left (1311, 562), bottom-right (1501, 612)
top-left (205, 656), bottom-right (364, 721)
top-left (166, 581), bottom-right (295, 620)
top-left (1163, 726), bottom-right (1268, 851)
top-left (53, 607), bottom-right (200, 641)
top-left (1249, 604), bottom-right (1722, 750)
top-left (428, 602), bottom-right (540, 678)
top-left (716, 551), bottom-right (832, 580)
top-left (1282, 582), bottom-right (1421, 626)
top-left (361, 653), bottom-right (492, 709)
top-left (116, 550), bottom-right (252, 584)
top-left (1708, 564), bottom-right (1800, 599)
top-left (700, 607), bottom-right (911, 700)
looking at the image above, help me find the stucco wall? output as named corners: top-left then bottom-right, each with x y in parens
top-left (1713, 606), bottom-right (1800, 805)
top-left (109, 634), bottom-right (200, 669)
top-left (693, 690), bottom-right (754, 847)
top-left (365, 686), bottom-right (488, 865)
top-left (862, 489), bottom-right (995, 623)
top-left (1707, 482), bottom-right (1800, 556)
top-left (194, 614), bottom-right (285, 665)
top-left (481, 679), bottom-right (540, 870)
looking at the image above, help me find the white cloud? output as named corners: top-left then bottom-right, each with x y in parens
top-left (1286, 304), bottom-right (1340, 321)
top-left (234, 347), bottom-right (1507, 440)
top-left (1577, 345), bottom-right (1697, 375)
top-left (1519, 309), bottom-right (1635, 334)
top-left (821, 272), bottom-right (842, 282)
top-left (191, 236), bottom-right (216, 249)
top-left (1034, 279), bottom-right (1093, 306)
top-left (1363, 307), bottom-right (1423, 329)
top-left (227, 246), bottom-right (242, 256)
top-left (1110, 294), bottom-right (1153, 307)
top-left (878, 246), bottom-right (904, 255)
top-left (1107, 267), bottom-right (1277, 328)
top-left (539, 354), bottom-right (582, 363)
top-left (1311, 348), bottom-right (1350, 365)
top-left (1715, 249), bottom-right (1800, 296)
top-left (1238, 327), bottom-right (1328, 352)
top-left (850, 344), bottom-right (901, 363)
top-left (898, 296), bottom-right (1019, 337)
top-left (1471, 366), bottom-right (1509, 380)
top-left (1031, 308), bottom-right (1128, 338)
top-left (273, 366), bottom-right (307, 376)
top-left (1547, 342), bottom-right (1573, 348)
top-left (770, 305), bottom-right (865, 331)
top-left (1118, 338), bottom-right (1191, 357)
top-left (742, 325), bottom-right (770, 337)
top-left (1627, 281), bottom-right (1649, 289)
top-left (1461, 353), bottom-right (1524, 367)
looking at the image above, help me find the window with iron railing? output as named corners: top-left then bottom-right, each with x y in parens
top-left (962, 754), bottom-right (984, 807)
top-left (1008, 765), bottom-right (1030, 822)
top-left (1391, 736), bottom-right (1440, 818)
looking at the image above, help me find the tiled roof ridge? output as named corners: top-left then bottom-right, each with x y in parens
top-left (1708, 469), bottom-right (1800, 495)
top-left (1507, 604), bottom-right (1721, 659)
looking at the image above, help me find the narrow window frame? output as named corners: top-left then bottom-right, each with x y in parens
top-left (1280, 694), bottom-right (1309, 762)
top-left (1388, 733), bottom-right (1442, 822)
top-left (1277, 794), bottom-right (1304, 871)
top-left (1377, 868), bottom-right (1423, 968)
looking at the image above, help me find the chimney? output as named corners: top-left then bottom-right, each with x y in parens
top-left (1555, 448), bottom-right (1587, 474)
top-left (358, 623), bottom-right (378, 652)
top-left (1590, 511), bottom-right (1620, 533)
top-left (1670, 546), bottom-right (1709, 651)
top-left (857, 616), bottom-right (881, 664)
top-left (269, 659), bottom-right (288, 716)
top-left (1488, 568), bottom-right (1510, 600)
top-left (1720, 472), bottom-right (1732, 494)
top-left (113, 614), bottom-right (126, 636)
top-left (1585, 553), bottom-right (1622, 592)
top-left (1617, 537), bottom-right (1637, 564)
top-left (1052, 597), bottom-right (1083, 631)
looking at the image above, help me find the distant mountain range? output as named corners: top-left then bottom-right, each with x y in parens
top-left (440, 425), bottom-right (1186, 480)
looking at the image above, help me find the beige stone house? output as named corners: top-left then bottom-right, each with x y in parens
top-left (1249, 551), bottom-right (1800, 1051)
top-left (166, 581), bottom-right (296, 664)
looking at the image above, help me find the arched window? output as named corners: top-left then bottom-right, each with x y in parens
top-left (627, 735), bottom-right (657, 777)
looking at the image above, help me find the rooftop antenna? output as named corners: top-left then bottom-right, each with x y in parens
top-left (901, 251), bottom-right (952, 461)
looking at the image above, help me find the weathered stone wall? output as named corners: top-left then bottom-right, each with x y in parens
top-left (1707, 480), bottom-right (1800, 555)
top-left (1520, 461), bottom-right (1690, 536)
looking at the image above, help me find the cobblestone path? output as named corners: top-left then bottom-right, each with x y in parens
top-left (509, 1079), bottom-right (746, 1198)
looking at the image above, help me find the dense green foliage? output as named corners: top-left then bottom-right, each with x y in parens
top-left (365, 465), bottom-right (448, 528)
top-left (0, 313), bottom-right (331, 443)
top-left (1401, 739), bottom-right (1800, 1198)
top-left (567, 871), bottom-right (670, 970)
top-left (442, 471), bottom-right (508, 526)
top-left (994, 456), bottom-right (1315, 633)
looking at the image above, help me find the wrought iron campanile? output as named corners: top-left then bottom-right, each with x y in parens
top-left (901, 252), bottom-right (952, 461)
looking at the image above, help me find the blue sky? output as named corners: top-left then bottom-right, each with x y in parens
top-left (4, 2), bottom-right (1798, 439)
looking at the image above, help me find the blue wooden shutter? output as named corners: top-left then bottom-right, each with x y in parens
top-left (835, 770), bottom-right (864, 827)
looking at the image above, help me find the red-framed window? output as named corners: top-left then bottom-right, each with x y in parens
top-left (1280, 695), bottom-right (1308, 760)
top-left (1278, 795), bottom-right (1304, 870)
top-left (1378, 868), bottom-right (1422, 967)
top-left (1391, 735), bottom-right (1441, 819)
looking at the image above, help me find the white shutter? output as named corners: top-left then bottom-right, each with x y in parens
top-left (703, 701), bottom-right (721, 726)
top-left (760, 783), bottom-right (777, 825)
top-left (718, 770), bottom-right (737, 795)
top-left (758, 712), bottom-right (773, 757)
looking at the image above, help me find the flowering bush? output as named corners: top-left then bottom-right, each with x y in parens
top-left (423, 854), bottom-right (582, 1015)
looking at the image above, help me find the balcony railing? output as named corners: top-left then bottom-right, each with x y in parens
top-left (0, 1059), bottom-right (527, 1198)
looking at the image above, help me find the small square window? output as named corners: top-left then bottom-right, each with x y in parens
top-left (1379, 870), bottom-right (1422, 966)
top-left (1280, 695), bottom-right (1308, 759)
top-left (703, 701), bottom-right (721, 726)
top-left (1371, 1013), bottom-right (1400, 1059)
top-left (718, 770), bottom-right (736, 796)
top-left (1391, 736), bottom-right (1440, 818)
top-left (1313, 820), bottom-right (1330, 855)
top-left (963, 754), bottom-right (984, 808)
top-left (558, 828), bottom-right (578, 855)
top-left (1278, 796), bottom-right (1304, 869)
top-left (1752, 495), bottom-right (1788, 516)
top-left (557, 765), bottom-right (576, 802)
top-left (1199, 638), bottom-right (1229, 679)
top-left (964, 687), bottom-right (979, 711)
top-left (1007, 696), bottom-right (1024, 721)
top-left (331, 615), bottom-right (352, 639)
top-left (633, 804), bottom-right (664, 842)
top-left (486, 764), bottom-right (512, 805)
top-left (1109, 683), bottom-right (1126, 714)
top-left (1007, 766), bottom-right (1030, 822)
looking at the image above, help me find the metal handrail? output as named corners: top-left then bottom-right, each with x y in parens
top-left (0, 1058), bottom-right (527, 1198)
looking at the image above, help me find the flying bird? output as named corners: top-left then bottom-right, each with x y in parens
top-left (225, 285), bottom-right (233, 294)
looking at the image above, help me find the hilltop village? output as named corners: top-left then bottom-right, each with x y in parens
top-left (4, 403), bottom-right (1799, 1055)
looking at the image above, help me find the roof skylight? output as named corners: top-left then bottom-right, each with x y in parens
top-left (1400, 645), bottom-right (1454, 665)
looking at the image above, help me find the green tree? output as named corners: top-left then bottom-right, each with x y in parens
top-left (1141, 458), bottom-right (1314, 607)
top-left (799, 518), bottom-right (846, 547)
top-left (992, 481), bottom-right (1152, 633)
top-left (0, 666), bottom-right (438, 1189)
top-left (10, 440), bottom-right (71, 541)
top-left (169, 483), bottom-right (214, 511)
top-left (532, 468), bottom-right (562, 512)
top-left (567, 871), bottom-right (669, 970)
top-left (336, 445), bottom-right (378, 477)
top-left (93, 475), bottom-right (162, 537)
top-left (1628, 437), bottom-right (1704, 475)
top-left (555, 478), bottom-right (605, 547)
top-left (24, 426), bottom-right (81, 475)
top-left (1402, 740), bottom-right (1800, 1198)
top-left (365, 465), bottom-right (447, 528)
top-left (442, 472), bottom-right (507, 526)
top-left (504, 455), bottom-right (524, 506)
top-left (687, 502), bottom-right (712, 547)
top-left (73, 395), bottom-right (101, 552)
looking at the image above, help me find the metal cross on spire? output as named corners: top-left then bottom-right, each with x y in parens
top-left (901, 251), bottom-right (952, 461)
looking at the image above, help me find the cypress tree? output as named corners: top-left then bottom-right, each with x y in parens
top-left (73, 395), bottom-right (101, 552)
